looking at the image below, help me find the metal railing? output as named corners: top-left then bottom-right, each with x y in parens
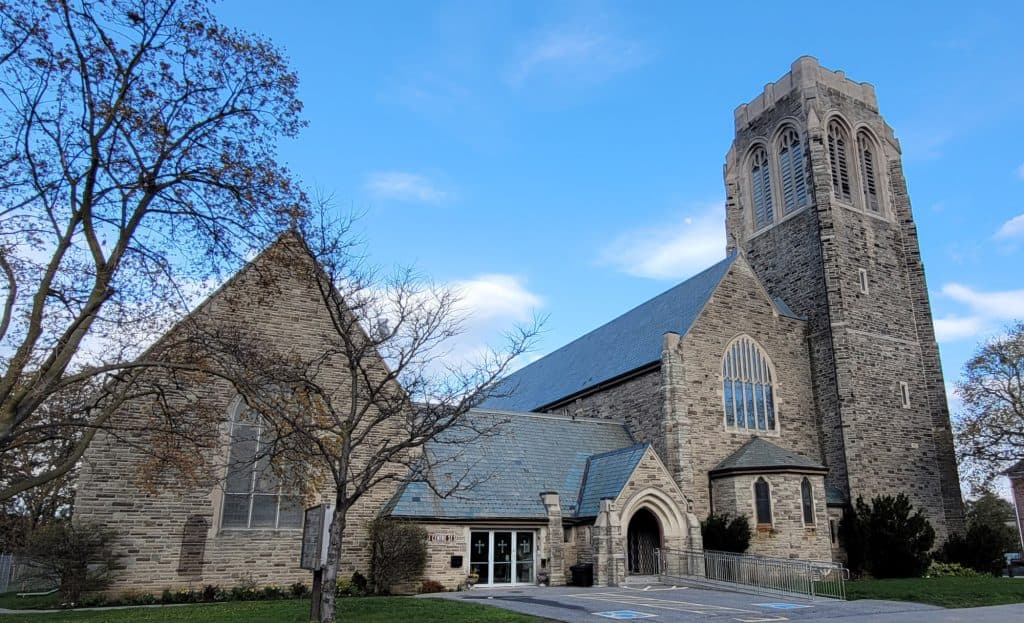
top-left (657, 547), bottom-right (848, 600)
top-left (0, 553), bottom-right (14, 593)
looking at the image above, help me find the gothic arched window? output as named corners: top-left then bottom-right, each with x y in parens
top-left (754, 477), bottom-right (773, 525)
top-left (857, 131), bottom-right (881, 213)
top-left (801, 477), bottom-right (815, 525)
top-left (722, 335), bottom-right (777, 431)
top-left (777, 127), bottom-right (807, 214)
top-left (827, 120), bottom-right (852, 203)
top-left (750, 147), bottom-right (773, 230)
top-left (222, 399), bottom-right (303, 530)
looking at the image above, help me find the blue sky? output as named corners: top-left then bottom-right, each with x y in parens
top-left (216, 1), bottom-right (1024, 405)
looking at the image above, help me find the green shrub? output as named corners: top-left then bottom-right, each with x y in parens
top-left (937, 524), bottom-right (1008, 576)
top-left (368, 519), bottom-right (427, 595)
top-left (336, 572), bottom-right (368, 598)
top-left (229, 576), bottom-right (259, 601)
top-left (419, 579), bottom-right (446, 593)
top-left (201, 584), bottom-right (224, 602)
top-left (840, 494), bottom-right (935, 578)
top-left (290, 581), bottom-right (309, 597)
top-left (926, 561), bottom-right (982, 578)
top-left (17, 521), bottom-right (121, 605)
top-left (700, 513), bottom-right (751, 553)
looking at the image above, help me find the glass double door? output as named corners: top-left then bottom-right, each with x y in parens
top-left (469, 530), bottom-right (534, 585)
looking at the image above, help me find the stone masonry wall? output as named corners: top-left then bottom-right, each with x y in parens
top-left (724, 61), bottom-right (964, 543)
top-left (549, 370), bottom-right (662, 458)
top-left (75, 236), bottom-right (405, 594)
top-left (614, 449), bottom-right (696, 551)
top-left (665, 258), bottom-right (822, 520)
top-left (711, 473), bottom-right (831, 560)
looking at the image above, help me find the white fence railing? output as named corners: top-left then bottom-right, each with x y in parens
top-left (658, 547), bottom-right (848, 600)
top-left (0, 553), bottom-right (14, 593)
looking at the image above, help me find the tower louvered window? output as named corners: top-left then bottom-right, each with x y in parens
top-left (858, 132), bottom-right (880, 212)
top-left (722, 336), bottom-right (777, 431)
top-left (827, 121), bottom-right (852, 202)
top-left (750, 148), bottom-right (773, 229)
top-left (777, 127), bottom-right (807, 214)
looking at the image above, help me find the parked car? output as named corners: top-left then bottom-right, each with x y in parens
top-left (1006, 553), bottom-right (1024, 577)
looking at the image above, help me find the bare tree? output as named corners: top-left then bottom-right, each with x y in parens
top-left (955, 320), bottom-right (1024, 488)
top-left (0, 0), bottom-right (307, 502)
top-left (214, 220), bottom-right (541, 623)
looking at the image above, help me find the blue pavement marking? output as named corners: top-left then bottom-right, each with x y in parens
top-left (753, 603), bottom-right (812, 610)
top-left (594, 612), bottom-right (658, 620)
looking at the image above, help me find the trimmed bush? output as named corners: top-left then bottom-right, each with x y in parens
top-left (336, 571), bottom-right (369, 598)
top-left (926, 561), bottom-right (981, 578)
top-left (419, 579), bottom-right (446, 593)
top-left (700, 513), bottom-right (751, 553)
top-left (368, 519), bottom-right (427, 595)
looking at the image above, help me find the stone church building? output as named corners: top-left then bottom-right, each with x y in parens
top-left (75, 57), bottom-right (964, 592)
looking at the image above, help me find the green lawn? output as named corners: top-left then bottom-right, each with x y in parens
top-left (0, 592), bottom-right (61, 611)
top-left (847, 576), bottom-right (1024, 608)
top-left (0, 596), bottom-right (553, 622)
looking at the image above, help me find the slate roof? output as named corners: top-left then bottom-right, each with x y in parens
top-left (576, 444), bottom-right (650, 518)
top-left (825, 484), bottom-right (847, 506)
top-left (481, 255), bottom-right (739, 412)
top-left (709, 437), bottom-right (827, 476)
top-left (387, 409), bottom-right (635, 520)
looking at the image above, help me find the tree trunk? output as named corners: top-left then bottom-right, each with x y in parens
top-left (319, 500), bottom-right (348, 623)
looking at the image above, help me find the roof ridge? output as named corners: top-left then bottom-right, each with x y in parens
top-left (468, 407), bottom-right (627, 426)
top-left (587, 442), bottom-right (649, 462)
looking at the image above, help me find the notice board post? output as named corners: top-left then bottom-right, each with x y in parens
top-left (300, 504), bottom-right (334, 621)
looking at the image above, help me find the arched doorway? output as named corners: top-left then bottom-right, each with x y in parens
top-left (627, 507), bottom-right (662, 575)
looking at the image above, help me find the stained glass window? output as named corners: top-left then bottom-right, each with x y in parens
top-left (222, 401), bottom-right (302, 529)
top-left (722, 336), bottom-right (777, 431)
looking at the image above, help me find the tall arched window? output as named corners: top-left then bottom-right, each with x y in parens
top-left (827, 120), bottom-right (852, 203)
top-left (754, 477), bottom-right (772, 525)
top-left (222, 400), bottom-right (303, 530)
top-left (801, 477), bottom-right (815, 525)
top-left (722, 336), bottom-right (777, 431)
top-left (777, 127), bottom-right (807, 214)
top-left (857, 131), bottom-right (881, 213)
top-left (750, 147), bottom-right (773, 229)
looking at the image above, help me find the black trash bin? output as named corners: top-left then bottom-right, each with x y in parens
top-left (569, 563), bottom-right (593, 587)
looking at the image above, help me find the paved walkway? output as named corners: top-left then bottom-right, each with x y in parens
top-left (427, 584), bottom-right (1024, 623)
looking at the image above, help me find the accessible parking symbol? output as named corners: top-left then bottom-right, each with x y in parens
top-left (594, 611), bottom-right (658, 620)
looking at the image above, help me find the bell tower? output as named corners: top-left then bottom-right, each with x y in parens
top-left (723, 56), bottom-right (964, 541)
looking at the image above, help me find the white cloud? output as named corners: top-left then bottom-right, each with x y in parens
top-left (597, 203), bottom-right (726, 280)
top-left (506, 22), bottom-right (649, 88)
top-left (1016, 162), bottom-right (1024, 179)
top-left (942, 283), bottom-right (1024, 318)
top-left (933, 314), bottom-right (986, 342)
top-left (365, 172), bottom-right (447, 203)
top-left (934, 283), bottom-right (1024, 343)
top-left (451, 274), bottom-right (542, 323)
top-left (994, 213), bottom-right (1024, 240)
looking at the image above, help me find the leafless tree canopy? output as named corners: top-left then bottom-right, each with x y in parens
top-left (955, 320), bottom-right (1024, 489)
top-left (210, 218), bottom-right (541, 623)
top-left (0, 0), bottom-right (306, 502)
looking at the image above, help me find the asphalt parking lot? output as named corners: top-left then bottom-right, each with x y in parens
top-left (428, 583), bottom-right (1024, 622)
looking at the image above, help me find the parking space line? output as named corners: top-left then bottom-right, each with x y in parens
top-left (562, 592), bottom-right (764, 616)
